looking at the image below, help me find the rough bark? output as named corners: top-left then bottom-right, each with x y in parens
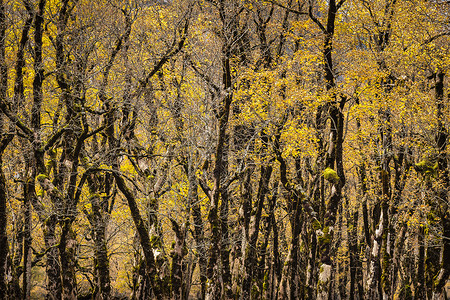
top-left (0, 153), bottom-right (11, 300)
top-left (348, 202), bottom-right (363, 300)
top-left (206, 3), bottom-right (237, 299)
top-left (219, 139), bottom-right (232, 299)
top-left (432, 71), bottom-right (449, 299)
top-left (44, 216), bottom-right (62, 300)
top-left (416, 225), bottom-right (426, 299)
top-left (114, 173), bottom-right (162, 299)
top-left (189, 169), bottom-right (207, 300)
top-left (0, 1), bottom-right (13, 297)
top-left (303, 2), bottom-right (347, 298)
top-left (171, 220), bottom-right (187, 300)
top-left (240, 162), bottom-right (273, 300)
top-left (205, 84), bottom-right (232, 300)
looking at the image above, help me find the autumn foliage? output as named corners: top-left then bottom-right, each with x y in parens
top-left (0, 0), bottom-right (449, 299)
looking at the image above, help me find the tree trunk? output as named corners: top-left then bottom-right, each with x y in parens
top-left (171, 220), bottom-right (187, 300)
top-left (0, 0), bottom-right (13, 295)
top-left (189, 169), bottom-right (207, 299)
top-left (416, 225), bottom-right (426, 299)
top-left (92, 195), bottom-right (111, 300)
top-left (44, 216), bottom-right (62, 300)
top-left (22, 169), bottom-right (33, 300)
top-left (59, 222), bottom-right (77, 300)
top-left (206, 6), bottom-right (235, 296)
top-left (240, 163), bottom-right (272, 300)
top-left (114, 173), bottom-right (162, 299)
top-left (220, 136), bottom-right (232, 299)
top-left (0, 154), bottom-right (11, 300)
top-left (348, 202), bottom-right (361, 300)
top-left (432, 71), bottom-right (449, 299)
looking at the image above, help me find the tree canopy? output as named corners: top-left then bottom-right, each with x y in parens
top-left (0, 0), bottom-right (449, 299)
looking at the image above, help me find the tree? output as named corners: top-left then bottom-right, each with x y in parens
top-left (0, 0), bottom-right (448, 299)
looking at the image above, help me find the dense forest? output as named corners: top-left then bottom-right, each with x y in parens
top-left (0, 0), bottom-right (449, 299)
